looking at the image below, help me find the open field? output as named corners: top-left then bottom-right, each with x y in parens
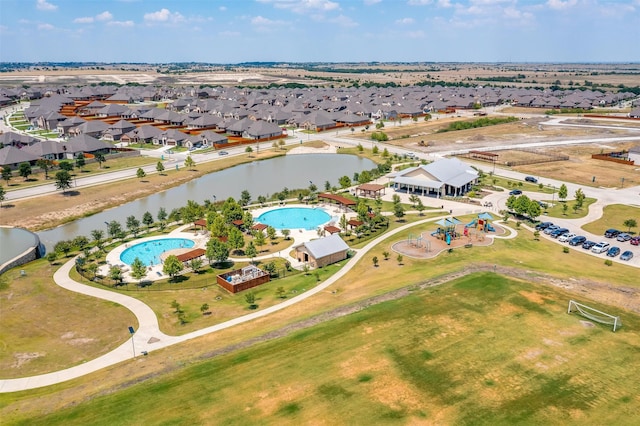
top-left (0, 258), bottom-right (136, 379)
top-left (6, 272), bottom-right (639, 425)
top-left (511, 142), bottom-right (640, 188)
top-left (581, 204), bottom-right (640, 236)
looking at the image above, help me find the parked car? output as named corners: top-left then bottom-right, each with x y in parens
top-left (535, 222), bottom-right (553, 231)
top-left (218, 150), bottom-right (229, 156)
top-left (537, 201), bottom-right (548, 209)
top-left (616, 233), bottom-right (632, 242)
top-left (558, 233), bottom-right (577, 243)
top-left (550, 228), bottom-right (569, 238)
top-left (606, 246), bottom-right (621, 257)
top-left (604, 228), bottom-right (620, 238)
top-left (631, 236), bottom-right (640, 246)
top-left (544, 225), bottom-right (560, 235)
top-left (525, 176), bottom-right (538, 183)
top-left (569, 236), bottom-right (587, 246)
top-left (509, 189), bottom-right (522, 195)
top-left (582, 240), bottom-right (596, 250)
top-left (620, 250), bottom-right (634, 261)
top-left (592, 242), bottom-right (610, 254)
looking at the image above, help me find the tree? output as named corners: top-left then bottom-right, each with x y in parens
top-left (623, 218), bottom-right (637, 232)
top-left (136, 167), bottom-right (146, 180)
top-left (245, 241), bottom-right (257, 263)
top-left (156, 161), bottom-right (165, 175)
top-left (393, 202), bottom-right (405, 220)
top-left (574, 188), bottom-right (585, 208)
top-left (86, 262), bottom-right (99, 280)
top-left (59, 161), bottom-right (73, 172)
top-left (130, 257), bottom-right (147, 284)
top-left (200, 303), bottom-right (210, 315)
top-left (184, 155), bottom-right (196, 170)
top-left (527, 201), bottom-right (541, 221)
top-left (562, 203), bottom-right (569, 215)
top-left (189, 258), bottom-right (203, 273)
top-left (254, 230), bottom-right (266, 252)
top-left (36, 158), bottom-right (53, 179)
top-left (54, 240), bottom-right (72, 257)
top-left (339, 175), bottom-right (352, 189)
top-left (109, 265), bottom-right (123, 286)
top-left (558, 184), bottom-right (568, 201)
top-left (126, 215), bottom-right (140, 236)
top-left (46, 251), bottom-right (57, 265)
top-left (282, 228), bottom-right (291, 240)
top-left (408, 194), bottom-right (419, 208)
top-left (240, 189), bottom-right (251, 206)
top-left (182, 199), bottom-right (203, 228)
top-left (276, 286), bottom-right (286, 299)
top-left (0, 185), bottom-right (5, 207)
top-left (382, 250), bottom-right (390, 260)
top-left (278, 139), bottom-right (286, 150)
top-left (416, 198), bottom-right (425, 215)
top-left (19, 162), bottom-right (32, 180)
top-left (245, 292), bottom-right (257, 309)
top-left (372, 145), bottom-right (379, 155)
top-left (91, 229), bottom-right (104, 251)
top-left (107, 220), bottom-right (122, 240)
top-left (163, 255), bottom-right (183, 282)
top-left (55, 170), bottom-right (72, 193)
top-left (264, 261), bottom-right (277, 277)
top-left (2, 167), bottom-right (12, 183)
top-left (206, 238), bottom-right (229, 265)
top-left (266, 225), bottom-right (277, 240)
top-left (257, 195), bottom-right (266, 206)
top-left (397, 254), bottom-right (403, 265)
top-left (245, 146), bottom-right (253, 156)
top-left (228, 227), bottom-right (245, 254)
top-left (73, 235), bottom-right (89, 251)
top-left (142, 211), bottom-right (154, 230)
top-left (94, 152), bottom-right (106, 169)
top-left (340, 214), bottom-right (348, 232)
top-left (372, 256), bottom-right (379, 267)
top-left (75, 153), bottom-right (86, 170)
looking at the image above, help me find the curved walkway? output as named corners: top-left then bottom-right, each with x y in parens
top-left (0, 214), bottom-right (449, 393)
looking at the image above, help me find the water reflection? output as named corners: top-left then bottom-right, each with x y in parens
top-left (37, 154), bottom-right (375, 250)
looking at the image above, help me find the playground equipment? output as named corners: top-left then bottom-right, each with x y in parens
top-left (432, 217), bottom-right (462, 245)
top-left (465, 212), bottom-right (496, 233)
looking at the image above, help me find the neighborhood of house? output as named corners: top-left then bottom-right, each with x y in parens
top-left (1, 83), bottom-right (638, 170)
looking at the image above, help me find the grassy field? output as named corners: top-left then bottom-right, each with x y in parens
top-left (7, 272), bottom-right (639, 425)
top-left (540, 197), bottom-right (597, 219)
top-left (581, 204), bottom-right (640, 236)
top-left (0, 259), bottom-right (137, 379)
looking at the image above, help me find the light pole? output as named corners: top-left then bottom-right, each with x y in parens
top-left (128, 326), bottom-right (135, 357)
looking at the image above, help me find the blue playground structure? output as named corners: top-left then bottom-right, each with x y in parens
top-left (465, 212), bottom-right (495, 233)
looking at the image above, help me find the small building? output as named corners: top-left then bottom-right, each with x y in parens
top-left (355, 183), bottom-right (386, 198)
top-left (217, 265), bottom-right (270, 293)
top-left (294, 234), bottom-right (349, 268)
top-left (628, 145), bottom-right (640, 164)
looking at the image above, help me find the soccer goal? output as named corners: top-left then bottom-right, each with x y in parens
top-left (568, 300), bottom-right (622, 332)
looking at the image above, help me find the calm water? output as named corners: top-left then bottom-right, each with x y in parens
top-left (256, 207), bottom-right (331, 230)
top-left (36, 154), bottom-right (375, 250)
top-left (120, 238), bottom-right (195, 266)
top-left (0, 227), bottom-right (40, 265)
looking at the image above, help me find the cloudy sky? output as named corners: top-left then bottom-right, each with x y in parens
top-left (1, 0), bottom-right (638, 63)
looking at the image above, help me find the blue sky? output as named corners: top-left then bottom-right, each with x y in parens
top-left (1, 0), bottom-right (638, 63)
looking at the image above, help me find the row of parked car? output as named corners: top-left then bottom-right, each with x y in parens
top-left (535, 222), bottom-right (635, 261)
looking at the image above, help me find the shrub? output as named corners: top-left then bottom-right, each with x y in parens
top-left (604, 259), bottom-right (613, 266)
top-left (563, 247), bottom-right (569, 253)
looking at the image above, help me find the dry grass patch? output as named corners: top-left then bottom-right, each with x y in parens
top-left (0, 259), bottom-right (136, 378)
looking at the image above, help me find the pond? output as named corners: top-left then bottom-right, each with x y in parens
top-left (36, 154), bottom-right (375, 250)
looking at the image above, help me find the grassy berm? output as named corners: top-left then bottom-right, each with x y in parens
top-left (5, 272), bottom-right (639, 425)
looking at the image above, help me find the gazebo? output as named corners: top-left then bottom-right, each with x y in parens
top-left (355, 183), bottom-right (386, 198)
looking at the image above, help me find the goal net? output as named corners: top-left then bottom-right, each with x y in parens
top-left (568, 300), bottom-right (621, 332)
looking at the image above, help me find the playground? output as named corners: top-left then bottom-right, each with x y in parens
top-left (392, 213), bottom-right (506, 259)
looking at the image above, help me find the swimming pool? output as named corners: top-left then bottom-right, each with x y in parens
top-left (256, 207), bottom-right (331, 230)
top-left (120, 238), bottom-right (195, 266)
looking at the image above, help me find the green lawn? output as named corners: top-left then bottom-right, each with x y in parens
top-left (9, 273), bottom-right (639, 425)
top-left (582, 204), bottom-right (640, 235)
top-left (540, 197), bottom-right (597, 219)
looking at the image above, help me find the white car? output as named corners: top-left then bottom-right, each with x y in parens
top-left (558, 233), bottom-right (576, 243)
top-left (591, 242), bottom-right (610, 254)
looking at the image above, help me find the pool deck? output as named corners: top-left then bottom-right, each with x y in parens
top-left (102, 204), bottom-right (358, 283)
top-left (102, 227), bottom-right (209, 282)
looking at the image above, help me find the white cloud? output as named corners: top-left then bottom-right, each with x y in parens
top-left (144, 8), bottom-right (185, 23)
top-left (408, 0), bottom-right (433, 5)
top-left (73, 17), bottom-right (94, 24)
top-left (547, 0), bottom-right (578, 10)
top-left (328, 14), bottom-right (358, 27)
top-left (108, 20), bottom-right (134, 27)
top-left (38, 23), bottom-right (55, 30)
top-left (96, 11), bottom-right (113, 21)
top-left (396, 17), bottom-right (415, 24)
top-left (251, 15), bottom-right (278, 26)
top-left (437, 0), bottom-right (453, 7)
top-left (219, 6), bottom-right (227, 11)
top-left (0, 25), bottom-right (9, 33)
top-left (257, 0), bottom-right (339, 14)
top-left (36, 0), bottom-right (57, 11)
top-left (364, 0), bottom-right (382, 5)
